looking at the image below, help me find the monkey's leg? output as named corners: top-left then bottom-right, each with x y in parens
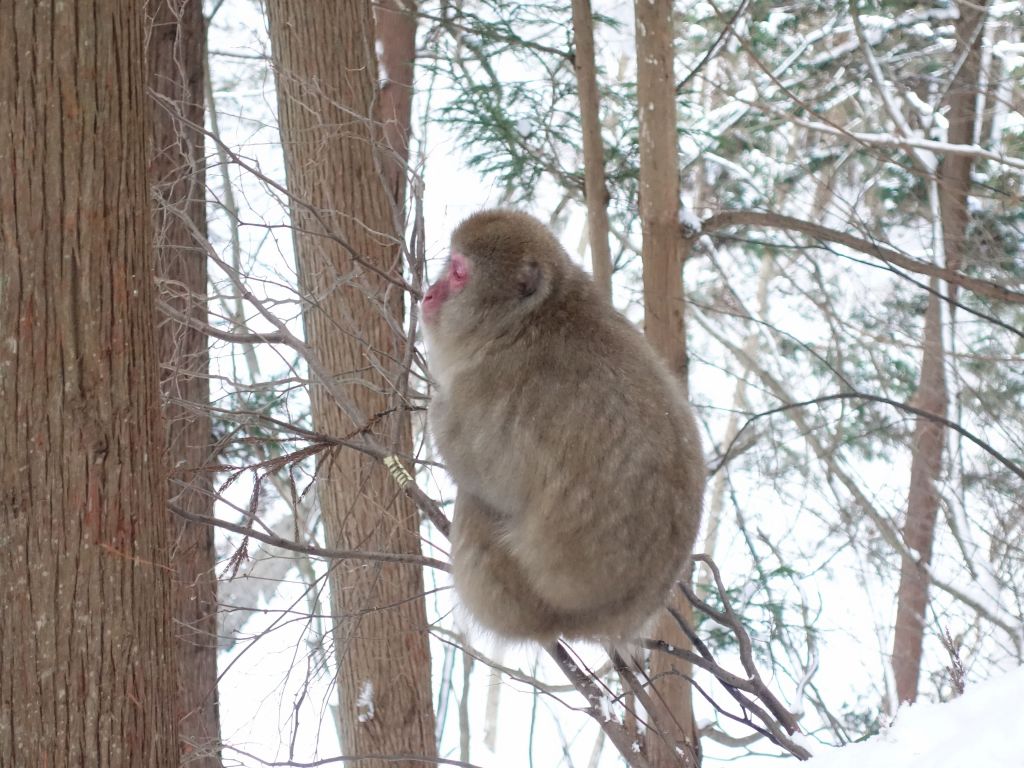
top-left (451, 492), bottom-right (560, 643)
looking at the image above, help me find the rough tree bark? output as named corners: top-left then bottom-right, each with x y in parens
top-left (0, 3), bottom-right (179, 764)
top-left (891, 2), bottom-right (986, 706)
top-left (571, 0), bottom-right (614, 298)
top-left (634, 1), bottom-right (700, 765)
top-left (148, 1), bottom-right (222, 762)
top-left (265, 1), bottom-right (438, 763)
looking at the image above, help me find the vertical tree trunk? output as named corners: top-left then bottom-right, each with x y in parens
top-left (634, 1), bottom-right (699, 765)
top-left (148, 1), bottom-right (222, 762)
top-left (571, 0), bottom-right (614, 298)
top-left (265, 2), bottom-right (438, 763)
top-left (635, 0), bottom-right (689, 380)
top-left (0, 3), bottom-right (179, 764)
top-left (891, 3), bottom-right (986, 706)
top-left (891, 284), bottom-right (948, 705)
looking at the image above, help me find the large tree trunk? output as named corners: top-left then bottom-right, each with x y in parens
top-left (265, 2), bottom-right (438, 763)
top-left (148, 1), bottom-right (222, 763)
top-left (0, 3), bottom-right (179, 764)
top-left (634, 1), bottom-right (699, 765)
top-left (891, 3), bottom-right (986, 706)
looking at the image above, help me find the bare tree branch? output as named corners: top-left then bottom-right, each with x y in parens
top-left (169, 502), bottom-right (449, 571)
top-left (547, 642), bottom-right (654, 768)
top-left (700, 210), bottom-right (1024, 305)
top-left (721, 391), bottom-right (1024, 483)
top-left (637, 555), bottom-right (813, 761)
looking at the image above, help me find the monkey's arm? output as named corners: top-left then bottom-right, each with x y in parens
top-left (429, 365), bottom-right (542, 516)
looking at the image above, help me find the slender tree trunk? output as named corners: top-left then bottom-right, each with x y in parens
top-left (634, 1), bottom-right (699, 765)
top-left (0, 3), bottom-right (179, 764)
top-left (571, 0), bottom-right (614, 298)
top-left (149, 1), bottom-right (222, 762)
top-left (891, 2), bottom-right (986, 706)
top-left (635, 0), bottom-right (688, 381)
top-left (892, 285), bottom-right (948, 705)
top-left (265, 2), bottom-right (437, 763)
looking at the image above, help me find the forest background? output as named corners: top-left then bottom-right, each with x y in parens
top-left (1, 1), bottom-right (1023, 767)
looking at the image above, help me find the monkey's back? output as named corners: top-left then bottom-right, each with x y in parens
top-left (439, 269), bottom-right (705, 642)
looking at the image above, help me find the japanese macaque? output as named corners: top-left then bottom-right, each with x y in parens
top-left (423, 210), bottom-right (704, 644)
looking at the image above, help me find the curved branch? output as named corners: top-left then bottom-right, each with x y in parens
top-left (699, 210), bottom-right (1024, 305)
top-left (169, 503), bottom-right (450, 571)
top-left (547, 642), bottom-right (655, 768)
top-left (722, 391), bottom-right (1024, 483)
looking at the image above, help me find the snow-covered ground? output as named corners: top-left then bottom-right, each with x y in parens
top-left (787, 666), bottom-right (1024, 768)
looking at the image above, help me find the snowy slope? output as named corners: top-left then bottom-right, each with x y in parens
top-left (797, 666), bottom-right (1024, 768)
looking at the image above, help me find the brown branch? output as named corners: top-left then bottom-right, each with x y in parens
top-left (224, 743), bottom-right (483, 767)
top-left (721, 391), bottom-right (1024, 483)
top-left (643, 638), bottom-right (750, 691)
top-left (646, 627), bottom-right (808, 760)
top-left (687, 557), bottom-right (805, 737)
top-left (157, 300), bottom-right (290, 345)
top-left (700, 210), bottom-right (1024, 305)
top-left (696, 312), bottom-right (1024, 647)
top-left (612, 653), bottom-right (693, 766)
top-left (169, 502), bottom-right (449, 571)
top-left (699, 726), bottom-right (764, 748)
top-left (638, 554), bottom-right (813, 761)
top-left (208, 404), bottom-right (453, 539)
top-left (163, 204), bottom-right (453, 538)
top-left (676, 0), bottom-right (750, 93)
top-left (150, 88), bottom-right (416, 294)
top-left (547, 643), bottom-right (654, 768)
top-left (417, 7), bottom-right (572, 61)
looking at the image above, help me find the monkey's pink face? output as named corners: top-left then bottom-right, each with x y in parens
top-left (422, 250), bottom-right (470, 324)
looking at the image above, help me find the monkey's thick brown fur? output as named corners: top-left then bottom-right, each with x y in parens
top-left (424, 210), bottom-right (705, 644)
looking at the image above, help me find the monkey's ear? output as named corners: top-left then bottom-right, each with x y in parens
top-left (518, 261), bottom-right (542, 298)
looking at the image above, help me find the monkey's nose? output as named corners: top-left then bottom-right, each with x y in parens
top-left (424, 279), bottom-right (449, 303)
top-left (422, 279), bottom-right (449, 321)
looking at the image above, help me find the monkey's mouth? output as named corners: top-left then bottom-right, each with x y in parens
top-left (421, 298), bottom-right (442, 323)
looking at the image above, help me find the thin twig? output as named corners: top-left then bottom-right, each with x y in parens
top-left (169, 502), bottom-right (449, 571)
